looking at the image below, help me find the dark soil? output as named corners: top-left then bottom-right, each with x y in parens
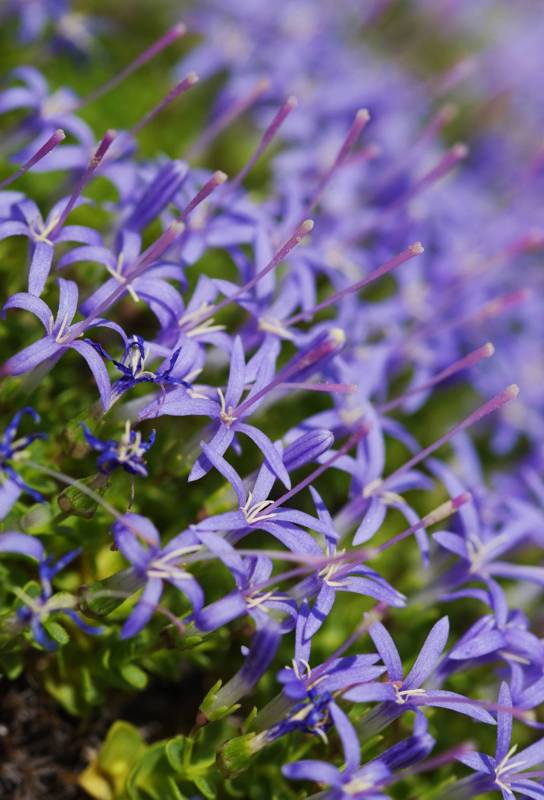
top-left (0, 676), bottom-right (110, 800)
top-left (0, 668), bottom-right (207, 800)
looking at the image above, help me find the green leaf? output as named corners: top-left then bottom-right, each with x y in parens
top-left (165, 735), bottom-right (188, 773)
top-left (119, 663), bottom-right (148, 690)
top-left (193, 775), bottom-right (215, 799)
top-left (79, 720), bottom-right (146, 800)
top-left (44, 675), bottom-right (80, 716)
top-left (126, 741), bottom-right (169, 800)
top-left (81, 666), bottom-right (104, 706)
top-left (43, 619), bottom-right (70, 646)
top-left (0, 649), bottom-right (23, 679)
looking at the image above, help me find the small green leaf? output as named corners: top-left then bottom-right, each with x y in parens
top-left (119, 662), bottom-right (148, 689)
top-left (79, 720), bottom-right (146, 800)
top-left (165, 735), bottom-right (188, 773)
top-left (0, 649), bottom-right (23, 680)
top-left (193, 775), bottom-right (215, 799)
top-left (43, 619), bottom-right (70, 646)
top-left (81, 666), bottom-right (103, 706)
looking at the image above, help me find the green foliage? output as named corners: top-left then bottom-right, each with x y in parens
top-left (80, 720), bottom-right (229, 800)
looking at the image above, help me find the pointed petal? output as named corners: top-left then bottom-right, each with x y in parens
top-left (369, 621), bottom-right (403, 682)
top-left (194, 591), bottom-right (247, 632)
top-left (282, 760), bottom-right (341, 785)
top-left (329, 701), bottom-right (360, 771)
top-left (404, 616), bottom-right (449, 689)
top-left (509, 781), bottom-right (544, 799)
top-left (225, 335), bottom-right (246, 407)
top-left (342, 576), bottom-right (405, 607)
top-left (199, 442), bottom-right (246, 505)
top-left (353, 496), bottom-right (387, 544)
top-left (28, 241), bottom-right (54, 296)
top-left (305, 582), bottom-right (336, 639)
top-left (54, 278), bottom-right (78, 330)
top-left (258, 520), bottom-right (321, 555)
top-left (419, 690), bottom-right (496, 724)
top-left (515, 736), bottom-right (544, 769)
top-left (496, 682), bottom-right (513, 762)
top-left (189, 426), bottom-right (234, 482)
top-left (2, 336), bottom-right (59, 375)
top-left (69, 340), bottom-right (111, 410)
top-left (0, 480), bottom-right (22, 520)
top-left (236, 422), bottom-right (291, 488)
top-left (343, 683), bottom-right (396, 703)
top-left (448, 629), bottom-right (505, 661)
top-left (121, 578), bottom-right (163, 638)
top-left (3, 292), bottom-right (53, 333)
top-left (456, 750), bottom-right (493, 773)
top-left (0, 531), bottom-right (45, 561)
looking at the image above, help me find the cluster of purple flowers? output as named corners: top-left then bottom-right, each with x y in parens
top-left (1, 2), bottom-right (544, 797)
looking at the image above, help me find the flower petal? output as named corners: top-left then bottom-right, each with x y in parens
top-left (69, 339), bottom-right (111, 410)
top-left (28, 241), bottom-right (54, 297)
top-left (0, 531), bottom-right (45, 561)
top-left (369, 621), bottom-right (403, 682)
top-left (404, 616), bottom-right (449, 690)
top-left (121, 578), bottom-right (163, 639)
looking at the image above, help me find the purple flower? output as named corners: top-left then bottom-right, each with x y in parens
top-left (142, 334), bottom-right (290, 486)
top-left (1, 278), bottom-right (124, 409)
top-left (445, 601), bottom-right (544, 673)
top-left (111, 513), bottom-right (204, 638)
top-left (0, 532), bottom-right (101, 649)
top-left (454, 682), bottom-right (544, 799)
top-left (191, 443), bottom-right (326, 555)
top-left (82, 421), bottom-right (155, 476)
top-left (63, 227), bottom-right (186, 331)
top-left (5, 0), bottom-right (68, 43)
top-left (274, 657), bottom-right (383, 735)
top-left (203, 624), bottom-right (281, 717)
top-left (296, 487), bottom-right (405, 640)
top-left (0, 66), bottom-right (93, 163)
top-left (264, 604), bottom-right (387, 745)
top-left (344, 617), bottom-right (496, 729)
top-left (0, 407), bottom-right (46, 517)
top-left (90, 334), bottom-right (190, 405)
top-left (0, 195), bottom-right (102, 296)
top-left (192, 536), bottom-right (298, 634)
top-left (283, 704), bottom-right (434, 799)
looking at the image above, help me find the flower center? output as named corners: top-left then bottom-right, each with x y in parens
top-left (392, 683), bottom-right (427, 705)
top-left (241, 492), bottom-right (276, 525)
top-left (31, 211), bottom-right (61, 245)
top-left (318, 552), bottom-right (350, 588)
top-left (217, 388), bottom-right (238, 428)
top-left (116, 422), bottom-right (145, 463)
top-left (258, 316), bottom-right (294, 340)
top-left (105, 253), bottom-right (141, 303)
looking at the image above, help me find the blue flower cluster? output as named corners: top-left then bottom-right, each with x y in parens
top-left (1, 1), bottom-right (544, 797)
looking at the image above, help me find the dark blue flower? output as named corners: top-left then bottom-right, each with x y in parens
top-left (82, 421), bottom-right (155, 476)
top-left (90, 334), bottom-right (189, 405)
top-left (0, 407), bottom-right (46, 517)
top-left (0, 532), bottom-right (101, 650)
